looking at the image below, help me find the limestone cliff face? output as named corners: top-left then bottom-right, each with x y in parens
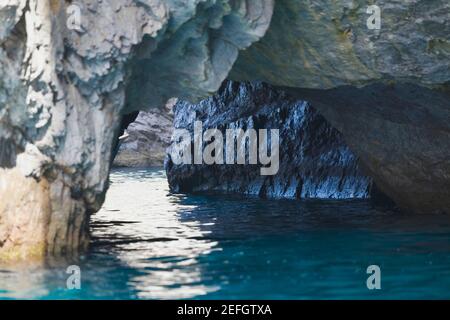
top-left (0, 0), bottom-right (449, 261)
top-left (166, 81), bottom-right (373, 199)
top-left (0, 0), bottom-right (273, 260)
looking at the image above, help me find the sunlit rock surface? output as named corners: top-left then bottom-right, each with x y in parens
top-left (113, 102), bottom-right (174, 167)
top-left (166, 81), bottom-right (373, 199)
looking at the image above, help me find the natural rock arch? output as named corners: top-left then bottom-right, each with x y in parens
top-left (0, 0), bottom-right (449, 261)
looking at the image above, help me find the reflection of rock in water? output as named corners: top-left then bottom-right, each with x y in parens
top-left (166, 81), bottom-right (373, 200)
top-left (93, 169), bottom-right (219, 299)
top-left (0, 263), bottom-right (49, 299)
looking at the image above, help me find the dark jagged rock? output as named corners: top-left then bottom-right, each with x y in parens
top-left (165, 81), bottom-right (373, 199)
top-left (285, 83), bottom-right (450, 214)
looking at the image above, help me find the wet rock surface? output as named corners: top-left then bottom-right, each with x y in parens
top-left (166, 81), bottom-right (373, 199)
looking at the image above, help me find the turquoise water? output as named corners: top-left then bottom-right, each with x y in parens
top-left (1, 168), bottom-right (450, 299)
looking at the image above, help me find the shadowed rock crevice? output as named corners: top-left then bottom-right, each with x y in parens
top-left (0, 138), bottom-right (18, 168)
top-left (285, 83), bottom-right (450, 214)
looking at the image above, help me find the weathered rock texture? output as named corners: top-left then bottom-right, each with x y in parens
top-left (0, 0), bottom-right (273, 261)
top-left (113, 101), bottom-right (174, 167)
top-left (0, 0), bottom-right (449, 261)
top-left (287, 84), bottom-right (450, 215)
top-left (231, 0), bottom-right (450, 88)
top-left (166, 81), bottom-right (373, 199)
top-left (229, 0), bottom-right (450, 213)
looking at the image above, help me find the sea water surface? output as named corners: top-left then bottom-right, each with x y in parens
top-left (1, 168), bottom-right (450, 299)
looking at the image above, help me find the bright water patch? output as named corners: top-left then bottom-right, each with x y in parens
top-left (1, 168), bottom-right (450, 299)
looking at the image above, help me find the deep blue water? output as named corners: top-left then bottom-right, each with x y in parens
top-left (1, 168), bottom-right (450, 299)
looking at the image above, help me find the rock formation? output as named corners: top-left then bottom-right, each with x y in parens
top-left (0, 0), bottom-right (449, 261)
top-left (113, 101), bottom-right (174, 167)
top-left (166, 81), bottom-right (373, 199)
top-left (230, 1), bottom-right (450, 214)
top-left (286, 84), bottom-right (450, 216)
top-left (0, 0), bottom-right (273, 260)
